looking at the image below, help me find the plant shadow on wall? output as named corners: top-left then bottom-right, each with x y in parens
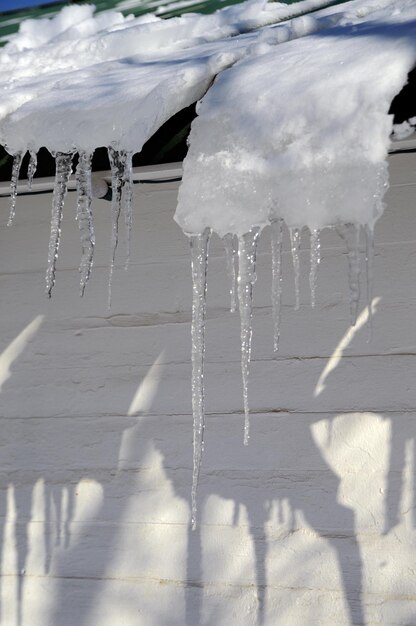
top-left (0, 230), bottom-right (415, 626)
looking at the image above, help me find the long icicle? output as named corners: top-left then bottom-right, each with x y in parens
top-left (27, 150), bottom-right (37, 191)
top-left (190, 228), bottom-right (211, 530)
top-left (123, 151), bottom-right (133, 271)
top-left (107, 147), bottom-right (126, 309)
top-left (337, 224), bottom-right (361, 326)
top-left (7, 151), bottom-right (23, 226)
top-left (75, 151), bottom-right (95, 296)
top-left (223, 233), bottom-right (237, 312)
top-left (238, 227), bottom-right (260, 446)
top-left (309, 228), bottom-right (321, 308)
top-left (365, 224), bottom-right (374, 341)
top-left (46, 152), bottom-right (74, 297)
top-left (289, 227), bottom-right (301, 310)
top-left (270, 218), bottom-right (283, 351)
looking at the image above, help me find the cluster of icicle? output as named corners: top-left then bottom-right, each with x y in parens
top-left (6, 150), bottom-right (374, 530)
top-left (7, 148), bottom-right (133, 304)
top-left (189, 221), bottom-right (374, 528)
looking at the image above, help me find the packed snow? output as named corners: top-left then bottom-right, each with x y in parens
top-left (1, 0), bottom-right (416, 526)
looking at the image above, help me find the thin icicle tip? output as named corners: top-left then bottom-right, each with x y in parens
top-left (7, 151), bottom-right (23, 227)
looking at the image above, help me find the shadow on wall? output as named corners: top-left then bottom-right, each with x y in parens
top-left (0, 301), bottom-right (414, 626)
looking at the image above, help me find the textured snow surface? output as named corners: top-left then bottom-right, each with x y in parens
top-left (175, 0), bottom-right (416, 235)
top-left (0, 0), bottom-right (336, 154)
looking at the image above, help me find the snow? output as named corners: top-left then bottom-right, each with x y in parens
top-left (175, 0), bottom-right (416, 236)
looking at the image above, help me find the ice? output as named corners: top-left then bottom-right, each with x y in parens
top-left (336, 224), bottom-right (361, 326)
top-left (7, 152), bottom-right (23, 226)
top-left (107, 147), bottom-right (127, 309)
top-left (223, 233), bottom-right (237, 313)
top-left (190, 229), bottom-right (211, 529)
top-left (123, 152), bottom-right (134, 271)
top-left (75, 151), bottom-right (95, 296)
top-left (46, 152), bottom-right (74, 298)
top-left (365, 224), bottom-right (374, 339)
top-left (27, 150), bottom-right (37, 191)
top-left (289, 228), bottom-right (301, 311)
top-left (270, 218), bottom-right (283, 351)
top-left (309, 229), bottom-right (321, 308)
top-left (237, 228), bottom-right (260, 446)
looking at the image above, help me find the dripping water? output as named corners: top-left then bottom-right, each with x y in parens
top-left (123, 152), bottom-right (133, 271)
top-left (107, 147), bottom-right (127, 309)
top-left (223, 233), bottom-right (237, 312)
top-left (337, 224), bottom-right (361, 326)
top-left (46, 152), bottom-right (74, 297)
top-left (289, 228), bottom-right (301, 310)
top-left (190, 228), bottom-right (211, 530)
top-left (7, 151), bottom-right (23, 226)
top-left (75, 151), bottom-right (95, 296)
top-left (309, 229), bottom-right (321, 308)
top-left (270, 218), bottom-right (283, 351)
top-left (364, 224), bottom-right (374, 341)
top-left (237, 228), bottom-right (260, 446)
top-left (27, 150), bottom-right (37, 191)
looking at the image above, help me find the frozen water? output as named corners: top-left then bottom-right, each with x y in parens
top-left (190, 229), bottom-right (211, 529)
top-left (237, 228), bottom-right (260, 446)
top-left (75, 151), bottom-right (95, 296)
top-left (289, 228), bottom-right (301, 311)
top-left (123, 152), bottom-right (134, 271)
top-left (27, 150), bottom-right (37, 191)
top-left (270, 218), bottom-right (283, 350)
top-left (107, 147), bottom-right (126, 309)
top-left (309, 229), bottom-right (321, 308)
top-left (46, 152), bottom-right (74, 297)
top-left (223, 233), bottom-right (237, 313)
top-left (337, 224), bottom-right (361, 326)
top-left (7, 152), bottom-right (23, 226)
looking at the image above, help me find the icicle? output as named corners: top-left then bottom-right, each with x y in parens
top-left (190, 228), bottom-right (211, 530)
top-left (337, 224), bottom-right (361, 326)
top-left (309, 229), bottom-right (321, 308)
top-left (289, 228), bottom-right (301, 310)
top-left (237, 227), bottom-right (260, 446)
top-left (123, 152), bottom-right (133, 271)
top-left (75, 151), bottom-right (95, 296)
top-left (364, 224), bottom-right (374, 341)
top-left (223, 233), bottom-right (237, 312)
top-left (107, 147), bottom-right (127, 309)
top-left (270, 218), bottom-right (283, 351)
top-left (46, 152), bottom-right (74, 297)
top-left (7, 151), bottom-right (23, 226)
top-left (27, 150), bottom-right (37, 191)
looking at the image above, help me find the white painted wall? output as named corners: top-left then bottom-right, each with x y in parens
top-left (0, 152), bottom-right (415, 626)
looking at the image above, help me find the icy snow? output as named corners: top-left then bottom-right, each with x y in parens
top-left (175, 0), bottom-right (416, 235)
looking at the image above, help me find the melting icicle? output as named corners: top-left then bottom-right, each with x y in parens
top-left (7, 151), bottom-right (23, 226)
top-left (223, 233), bottom-right (237, 312)
top-left (337, 224), bottom-right (361, 326)
top-left (46, 152), bottom-right (74, 297)
top-left (237, 227), bottom-right (260, 446)
top-left (270, 218), bottom-right (283, 351)
top-left (309, 229), bottom-right (321, 308)
top-left (364, 224), bottom-right (374, 341)
top-left (289, 228), bottom-right (301, 310)
top-left (75, 151), bottom-right (95, 296)
top-left (123, 152), bottom-right (133, 271)
top-left (190, 228), bottom-right (211, 530)
top-left (27, 150), bottom-right (37, 191)
top-left (107, 147), bottom-right (127, 309)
